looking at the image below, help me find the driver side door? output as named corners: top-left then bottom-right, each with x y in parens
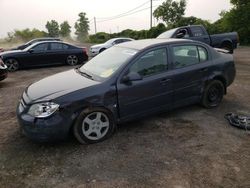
top-left (23, 43), bottom-right (49, 67)
top-left (117, 47), bottom-right (174, 121)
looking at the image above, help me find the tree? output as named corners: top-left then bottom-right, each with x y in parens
top-left (60, 21), bottom-right (71, 37)
top-left (74, 12), bottom-right (89, 42)
top-left (147, 23), bottom-right (166, 38)
top-left (45, 20), bottom-right (60, 37)
top-left (213, 0), bottom-right (250, 44)
top-left (153, 0), bottom-right (186, 26)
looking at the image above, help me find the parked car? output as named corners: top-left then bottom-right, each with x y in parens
top-left (0, 58), bottom-right (8, 81)
top-left (17, 39), bottom-right (236, 144)
top-left (90, 37), bottom-right (134, 56)
top-left (0, 41), bottom-right (88, 71)
top-left (157, 25), bottom-right (239, 53)
top-left (12, 37), bottom-right (61, 50)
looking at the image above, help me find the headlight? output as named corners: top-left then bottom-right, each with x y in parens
top-left (28, 102), bottom-right (59, 118)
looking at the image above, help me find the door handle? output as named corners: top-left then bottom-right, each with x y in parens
top-left (160, 78), bottom-right (171, 85)
top-left (199, 68), bottom-right (208, 72)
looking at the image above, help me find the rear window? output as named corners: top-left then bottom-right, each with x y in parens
top-left (190, 26), bottom-right (205, 37)
top-left (172, 45), bottom-right (208, 68)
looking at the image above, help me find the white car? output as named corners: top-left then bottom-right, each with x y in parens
top-left (90, 38), bottom-right (134, 56)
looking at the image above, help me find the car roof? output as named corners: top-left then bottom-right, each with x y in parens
top-left (116, 38), bottom-right (198, 50)
top-left (26, 41), bottom-right (73, 50)
top-left (30, 37), bottom-right (60, 41)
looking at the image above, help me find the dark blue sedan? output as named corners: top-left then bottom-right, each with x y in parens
top-left (0, 41), bottom-right (88, 71)
top-left (16, 39), bottom-right (236, 144)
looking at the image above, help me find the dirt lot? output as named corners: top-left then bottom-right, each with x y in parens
top-left (0, 47), bottom-right (250, 188)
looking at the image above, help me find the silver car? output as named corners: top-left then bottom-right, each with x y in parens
top-left (90, 38), bottom-right (134, 56)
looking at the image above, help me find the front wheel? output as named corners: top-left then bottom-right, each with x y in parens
top-left (201, 80), bottom-right (225, 108)
top-left (99, 48), bottom-right (106, 53)
top-left (73, 108), bottom-right (116, 144)
top-left (66, 55), bottom-right (78, 66)
top-left (5, 58), bottom-right (19, 72)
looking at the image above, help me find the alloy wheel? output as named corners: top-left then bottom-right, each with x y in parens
top-left (67, 55), bottom-right (78, 66)
top-left (82, 112), bottom-right (110, 141)
top-left (5, 59), bottom-right (19, 72)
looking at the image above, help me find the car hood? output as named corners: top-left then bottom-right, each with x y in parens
top-left (0, 50), bottom-right (23, 56)
top-left (25, 69), bottom-right (99, 103)
top-left (91, 44), bottom-right (105, 48)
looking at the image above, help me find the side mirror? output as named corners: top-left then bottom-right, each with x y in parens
top-left (121, 72), bottom-right (142, 83)
top-left (28, 49), bottom-right (34, 53)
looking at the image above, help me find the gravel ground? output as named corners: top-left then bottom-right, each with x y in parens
top-left (0, 47), bottom-right (250, 188)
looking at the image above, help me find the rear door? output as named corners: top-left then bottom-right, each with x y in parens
top-left (46, 42), bottom-right (68, 64)
top-left (117, 47), bottom-right (174, 121)
top-left (169, 44), bottom-right (211, 107)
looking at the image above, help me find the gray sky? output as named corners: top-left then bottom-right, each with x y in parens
top-left (0, 0), bottom-right (232, 38)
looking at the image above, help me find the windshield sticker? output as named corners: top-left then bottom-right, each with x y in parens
top-left (123, 50), bottom-right (137, 56)
top-left (100, 69), bottom-right (114, 78)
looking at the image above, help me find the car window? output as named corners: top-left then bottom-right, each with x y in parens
top-left (190, 26), bottom-right (205, 37)
top-left (114, 39), bottom-right (124, 44)
top-left (172, 45), bottom-right (199, 68)
top-left (130, 48), bottom-right (168, 77)
top-left (123, 39), bottom-right (132, 42)
top-left (32, 43), bottom-right (48, 52)
top-left (50, 43), bottom-right (63, 50)
top-left (62, 44), bottom-right (69, 49)
top-left (198, 46), bottom-right (208, 62)
top-left (175, 29), bottom-right (190, 38)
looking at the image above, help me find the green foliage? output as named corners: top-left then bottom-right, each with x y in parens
top-left (5, 29), bottom-right (47, 42)
top-left (153, 0), bottom-right (186, 26)
top-left (75, 12), bottom-right (89, 42)
top-left (207, 0), bottom-right (250, 44)
top-left (88, 23), bottom-right (167, 43)
top-left (226, 0), bottom-right (250, 44)
top-left (45, 20), bottom-right (60, 37)
top-left (89, 32), bottom-right (110, 43)
top-left (60, 21), bottom-right (71, 37)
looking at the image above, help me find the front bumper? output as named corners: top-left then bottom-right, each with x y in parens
top-left (16, 101), bottom-right (74, 142)
top-left (90, 48), bottom-right (99, 56)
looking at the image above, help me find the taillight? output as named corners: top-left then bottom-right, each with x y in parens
top-left (82, 47), bottom-right (87, 54)
top-left (0, 58), bottom-right (4, 67)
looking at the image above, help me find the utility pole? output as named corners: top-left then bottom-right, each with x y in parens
top-left (94, 17), bottom-right (97, 34)
top-left (150, 0), bottom-right (153, 28)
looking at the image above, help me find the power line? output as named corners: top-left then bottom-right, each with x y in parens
top-left (97, 5), bottom-right (159, 23)
top-left (97, 0), bottom-right (150, 21)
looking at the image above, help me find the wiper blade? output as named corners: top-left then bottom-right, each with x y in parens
top-left (75, 68), bottom-right (94, 80)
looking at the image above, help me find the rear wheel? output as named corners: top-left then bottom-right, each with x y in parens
top-left (201, 80), bottom-right (225, 108)
top-left (221, 43), bottom-right (233, 54)
top-left (5, 58), bottom-right (19, 72)
top-left (67, 55), bottom-right (78, 66)
top-left (73, 108), bottom-right (116, 144)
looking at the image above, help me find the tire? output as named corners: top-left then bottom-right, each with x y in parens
top-left (5, 58), bottom-right (19, 72)
top-left (73, 107), bottom-right (116, 144)
top-left (66, 55), bottom-right (78, 66)
top-left (221, 43), bottom-right (233, 54)
top-left (201, 80), bottom-right (225, 108)
top-left (99, 48), bottom-right (106, 53)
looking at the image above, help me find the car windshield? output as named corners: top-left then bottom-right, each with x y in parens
top-left (24, 43), bottom-right (38, 51)
top-left (157, 28), bottom-right (177, 39)
top-left (104, 39), bottom-right (116, 45)
top-left (80, 46), bottom-right (138, 81)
